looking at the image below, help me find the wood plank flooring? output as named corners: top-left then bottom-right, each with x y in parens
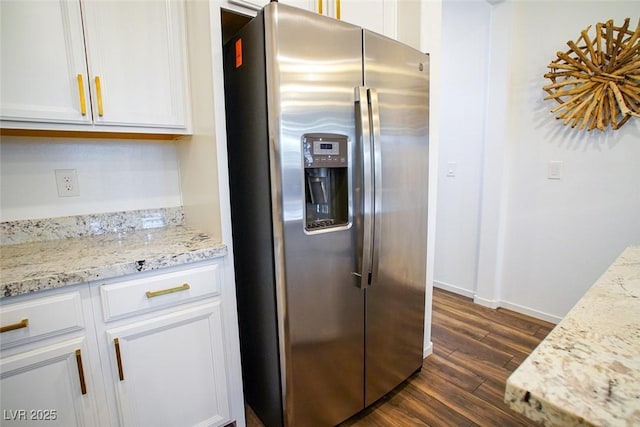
top-left (246, 288), bottom-right (554, 427)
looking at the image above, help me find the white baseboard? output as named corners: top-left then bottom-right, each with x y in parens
top-left (433, 281), bottom-right (561, 324)
top-left (473, 294), bottom-right (499, 309)
top-left (499, 300), bottom-right (561, 324)
top-left (433, 280), bottom-right (475, 298)
top-left (423, 341), bottom-right (433, 359)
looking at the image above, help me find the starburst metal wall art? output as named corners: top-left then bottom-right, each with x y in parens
top-left (543, 18), bottom-right (639, 131)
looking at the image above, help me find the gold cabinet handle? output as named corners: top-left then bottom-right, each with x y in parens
top-left (317, 0), bottom-right (323, 14)
top-left (0, 318), bottom-right (29, 333)
top-left (114, 338), bottom-right (124, 381)
top-left (75, 349), bottom-right (87, 395)
top-left (336, 0), bottom-right (341, 19)
top-left (145, 283), bottom-right (190, 299)
top-left (94, 76), bottom-right (104, 117)
top-left (77, 74), bottom-right (87, 116)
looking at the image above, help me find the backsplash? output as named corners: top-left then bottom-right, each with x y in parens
top-left (0, 207), bottom-right (184, 245)
top-left (0, 136), bottom-right (182, 222)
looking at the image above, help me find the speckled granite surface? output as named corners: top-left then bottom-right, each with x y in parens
top-left (505, 246), bottom-right (640, 426)
top-left (0, 209), bottom-right (226, 299)
top-left (0, 207), bottom-right (185, 245)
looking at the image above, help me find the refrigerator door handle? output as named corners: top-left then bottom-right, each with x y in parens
top-left (368, 88), bottom-right (382, 285)
top-left (354, 86), bottom-right (374, 288)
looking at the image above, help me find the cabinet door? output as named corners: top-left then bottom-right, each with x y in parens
top-left (336, 0), bottom-right (396, 37)
top-left (283, 0), bottom-right (317, 12)
top-left (0, 337), bottom-right (100, 427)
top-left (105, 302), bottom-right (230, 427)
top-left (225, 0), bottom-right (315, 14)
top-left (0, 0), bottom-right (91, 124)
top-left (81, 0), bottom-right (188, 130)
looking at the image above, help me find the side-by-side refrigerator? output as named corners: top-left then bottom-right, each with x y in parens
top-left (223, 3), bottom-right (429, 426)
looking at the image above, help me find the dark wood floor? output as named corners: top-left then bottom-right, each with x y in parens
top-left (246, 287), bottom-right (554, 427)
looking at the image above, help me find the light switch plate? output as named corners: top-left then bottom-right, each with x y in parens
top-left (446, 161), bottom-right (457, 177)
top-left (548, 161), bottom-right (563, 180)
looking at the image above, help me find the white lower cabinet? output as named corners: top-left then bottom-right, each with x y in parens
top-left (93, 260), bottom-right (234, 427)
top-left (0, 337), bottom-right (101, 427)
top-left (0, 288), bottom-right (104, 427)
top-left (0, 260), bottom-right (238, 427)
top-left (100, 302), bottom-right (230, 427)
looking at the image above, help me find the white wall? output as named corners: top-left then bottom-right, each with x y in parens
top-left (176, 0), bottom-right (223, 240)
top-left (0, 0), bottom-right (224, 237)
top-left (0, 136), bottom-right (182, 221)
top-left (484, 0), bottom-right (640, 321)
top-left (437, 0), bottom-right (640, 322)
top-left (436, 0), bottom-right (491, 297)
top-left (418, 0), bottom-right (443, 356)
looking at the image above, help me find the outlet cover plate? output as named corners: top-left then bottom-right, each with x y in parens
top-left (55, 169), bottom-right (80, 197)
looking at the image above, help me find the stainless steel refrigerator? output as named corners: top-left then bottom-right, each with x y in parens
top-left (222, 3), bottom-right (429, 426)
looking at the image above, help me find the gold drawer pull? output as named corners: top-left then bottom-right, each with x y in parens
top-left (114, 338), bottom-right (125, 381)
top-left (75, 349), bottom-right (87, 395)
top-left (145, 283), bottom-right (190, 299)
top-left (0, 318), bottom-right (29, 333)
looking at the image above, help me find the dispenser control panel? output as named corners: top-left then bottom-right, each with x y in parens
top-left (303, 135), bottom-right (348, 168)
top-left (314, 141), bottom-right (340, 155)
top-left (302, 133), bottom-right (349, 232)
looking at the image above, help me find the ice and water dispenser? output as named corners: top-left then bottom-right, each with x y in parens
top-left (303, 134), bottom-right (349, 231)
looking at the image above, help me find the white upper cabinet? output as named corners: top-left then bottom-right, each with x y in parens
top-left (222, 0), bottom-right (315, 15)
top-left (0, 0), bottom-right (190, 135)
top-left (282, 0), bottom-right (397, 37)
top-left (0, 1), bottom-right (90, 125)
top-left (227, 0), bottom-right (397, 38)
top-left (81, 0), bottom-right (189, 131)
top-left (332, 0), bottom-right (397, 38)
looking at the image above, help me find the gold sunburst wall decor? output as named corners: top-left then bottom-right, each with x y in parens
top-left (543, 18), bottom-right (640, 131)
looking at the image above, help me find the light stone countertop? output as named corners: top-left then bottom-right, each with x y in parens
top-left (0, 209), bottom-right (227, 299)
top-left (505, 246), bottom-right (640, 426)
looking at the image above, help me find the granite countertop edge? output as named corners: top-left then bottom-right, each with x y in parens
top-left (504, 245), bottom-right (640, 426)
top-left (1, 225), bottom-right (227, 299)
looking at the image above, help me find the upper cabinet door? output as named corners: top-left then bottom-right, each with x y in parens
top-left (0, 1), bottom-right (91, 124)
top-left (331, 0), bottom-right (396, 38)
top-left (270, 0), bottom-right (396, 38)
top-left (81, 0), bottom-right (189, 131)
top-left (224, 0), bottom-right (315, 14)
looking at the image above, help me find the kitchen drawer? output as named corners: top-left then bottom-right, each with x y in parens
top-left (0, 291), bottom-right (85, 349)
top-left (99, 263), bottom-right (221, 321)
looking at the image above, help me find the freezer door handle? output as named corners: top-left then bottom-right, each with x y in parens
top-left (354, 86), bottom-right (374, 289)
top-left (368, 88), bottom-right (382, 285)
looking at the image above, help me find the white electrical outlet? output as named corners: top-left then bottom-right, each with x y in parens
top-left (55, 169), bottom-right (80, 197)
